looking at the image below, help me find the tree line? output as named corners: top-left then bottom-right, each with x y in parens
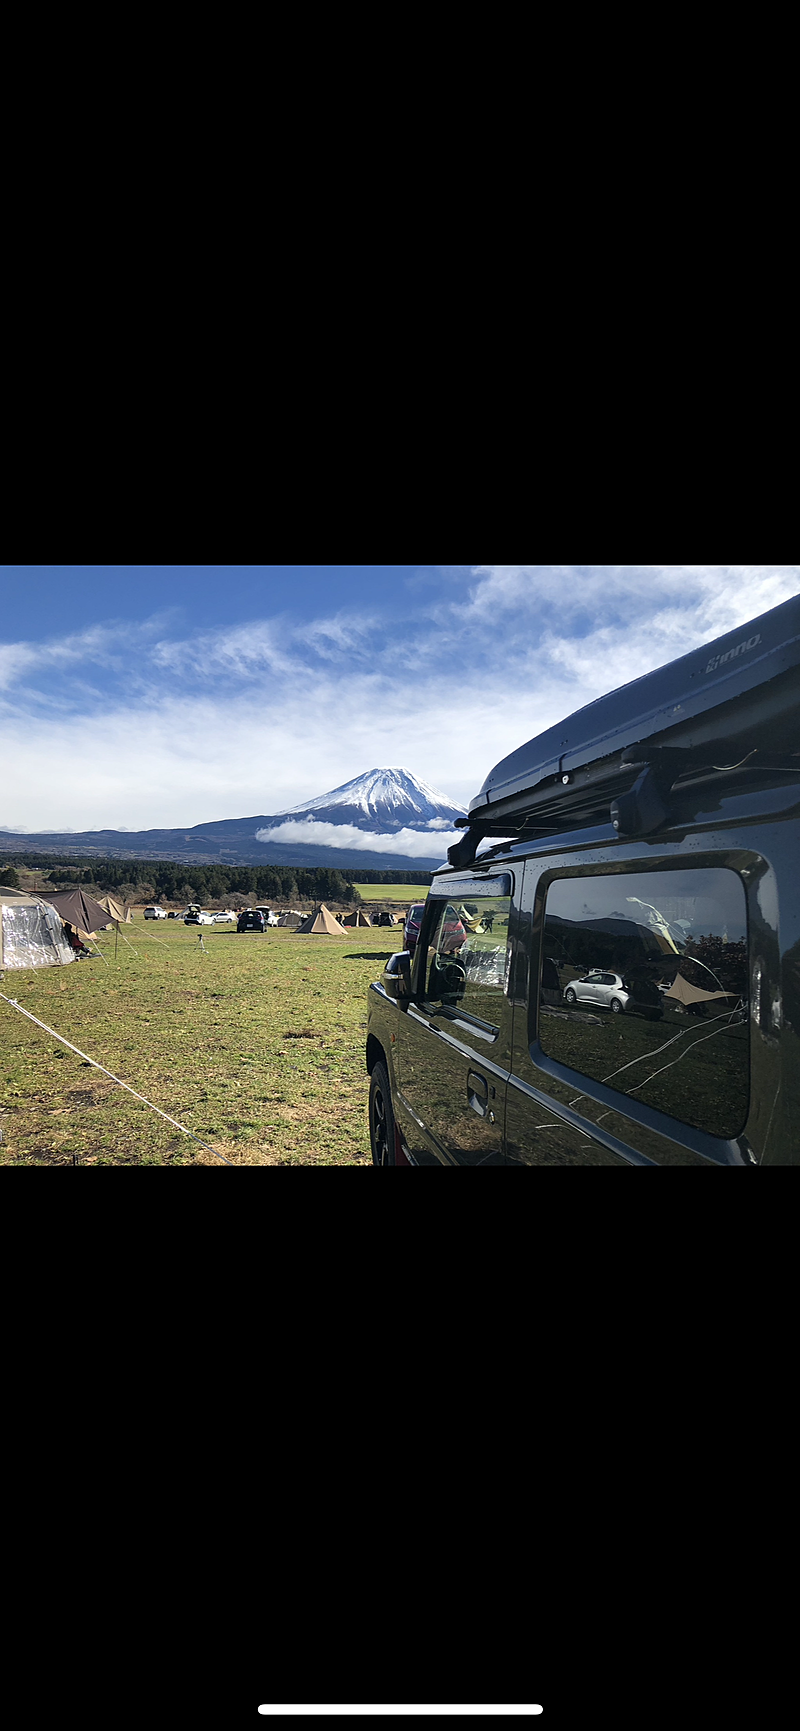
top-left (1, 855), bottom-right (433, 904)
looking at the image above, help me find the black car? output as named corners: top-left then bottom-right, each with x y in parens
top-left (366, 592), bottom-right (800, 1166)
top-left (237, 909), bottom-right (266, 932)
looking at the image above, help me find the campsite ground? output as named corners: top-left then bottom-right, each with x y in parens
top-left (0, 923), bottom-right (400, 1166)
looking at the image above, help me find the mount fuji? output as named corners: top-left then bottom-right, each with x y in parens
top-left (0, 769), bottom-right (467, 870)
top-left (276, 768), bottom-right (465, 833)
top-left (253, 768), bottom-right (466, 866)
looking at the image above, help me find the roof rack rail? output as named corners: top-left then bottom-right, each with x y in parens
top-left (448, 593), bottom-right (800, 868)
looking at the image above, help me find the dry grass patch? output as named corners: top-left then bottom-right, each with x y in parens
top-left (1, 923), bottom-right (393, 1168)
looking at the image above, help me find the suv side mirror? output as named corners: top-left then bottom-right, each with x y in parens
top-left (382, 951), bottom-right (412, 1000)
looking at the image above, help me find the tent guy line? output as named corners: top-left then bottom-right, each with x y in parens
top-left (0, 992), bottom-right (235, 1165)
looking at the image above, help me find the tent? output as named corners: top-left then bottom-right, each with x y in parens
top-left (0, 887), bottom-right (75, 970)
top-left (663, 973), bottom-right (735, 1006)
top-left (342, 909), bottom-right (371, 927)
top-left (295, 904), bottom-right (347, 936)
top-left (277, 910), bottom-right (303, 928)
top-left (39, 888), bottom-right (115, 944)
top-left (95, 892), bottom-right (132, 924)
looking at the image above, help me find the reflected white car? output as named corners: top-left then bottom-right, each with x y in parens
top-left (563, 971), bottom-right (630, 1013)
top-left (144, 906), bottom-right (167, 919)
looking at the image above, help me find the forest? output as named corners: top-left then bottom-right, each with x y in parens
top-left (1, 854), bottom-right (432, 903)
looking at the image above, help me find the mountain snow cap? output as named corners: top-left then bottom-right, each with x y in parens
top-left (278, 767), bottom-right (465, 832)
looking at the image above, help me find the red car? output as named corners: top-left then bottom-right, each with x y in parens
top-left (403, 902), bottom-right (427, 954)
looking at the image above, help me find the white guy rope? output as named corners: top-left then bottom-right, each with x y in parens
top-left (0, 991), bottom-right (235, 1166)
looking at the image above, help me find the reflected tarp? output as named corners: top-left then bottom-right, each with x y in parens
top-left (664, 973), bottom-right (734, 1006)
top-left (1, 898), bottom-right (74, 969)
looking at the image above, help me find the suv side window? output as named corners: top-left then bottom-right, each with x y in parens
top-left (538, 867), bottom-right (749, 1139)
top-left (424, 894), bottom-right (512, 1026)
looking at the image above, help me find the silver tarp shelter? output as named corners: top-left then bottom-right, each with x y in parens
top-left (0, 887), bottom-right (75, 970)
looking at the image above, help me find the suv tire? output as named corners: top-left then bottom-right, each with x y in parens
top-left (369, 1060), bottom-right (396, 1166)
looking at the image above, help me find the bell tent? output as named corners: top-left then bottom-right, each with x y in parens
top-left (295, 904), bottom-right (347, 936)
top-left (277, 910), bottom-right (303, 928)
top-left (342, 909), bottom-right (371, 927)
top-left (0, 887), bottom-right (75, 970)
top-left (95, 892), bottom-right (132, 924)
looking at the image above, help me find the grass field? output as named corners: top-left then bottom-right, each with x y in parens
top-left (0, 923), bottom-right (399, 1167)
top-left (355, 884), bottom-right (429, 902)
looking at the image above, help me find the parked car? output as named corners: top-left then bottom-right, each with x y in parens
top-left (365, 592), bottom-right (800, 1166)
top-left (403, 903), bottom-right (427, 954)
top-left (213, 911), bottom-right (235, 923)
top-left (144, 906), bottom-right (167, 920)
top-left (237, 909), bottom-right (266, 933)
top-left (167, 911), bottom-right (179, 919)
top-left (562, 971), bottom-right (662, 1018)
top-left (184, 910), bottom-right (214, 925)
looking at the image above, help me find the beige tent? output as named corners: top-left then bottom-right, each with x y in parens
top-left (0, 887), bottom-right (74, 970)
top-left (342, 908), bottom-right (371, 927)
top-left (295, 904), bottom-right (347, 936)
top-left (663, 973), bottom-right (734, 1006)
top-left (95, 892), bottom-right (132, 924)
top-left (277, 910), bottom-right (303, 928)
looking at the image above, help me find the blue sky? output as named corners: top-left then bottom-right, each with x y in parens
top-left (1, 564), bottom-right (797, 836)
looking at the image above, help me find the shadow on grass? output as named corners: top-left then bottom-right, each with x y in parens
top-left (345, 952), bottom-right (395, 961)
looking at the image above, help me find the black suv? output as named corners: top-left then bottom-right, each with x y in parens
top-left (366, 594), bottom-right (800, 1166)
top-left (237, 909), bottom-right (266, 933)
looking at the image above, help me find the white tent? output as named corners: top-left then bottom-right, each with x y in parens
top-left (0, 887), bottom-right (74, 970)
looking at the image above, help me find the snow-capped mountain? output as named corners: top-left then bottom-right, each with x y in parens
top-left (278, 767), bottom-right (466, 833)
top-left (0, 768), bottom-right (467, 871)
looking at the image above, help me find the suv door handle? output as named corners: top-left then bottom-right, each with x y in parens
top-left (467, 1071), bottom-right (489, 1116)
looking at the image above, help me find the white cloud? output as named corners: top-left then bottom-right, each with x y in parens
top-left (255, 820), bottom-right (459, 858)
top-left (1, 568), bottom-right (798, 830)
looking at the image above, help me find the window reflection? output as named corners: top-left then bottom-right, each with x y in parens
top-left (539, 869), bottom-right (749, 1138)
top-left (425, 896), bottom-right (511, 1023)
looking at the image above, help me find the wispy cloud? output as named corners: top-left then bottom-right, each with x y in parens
top-left (1, 567), bottom-right (798, 831)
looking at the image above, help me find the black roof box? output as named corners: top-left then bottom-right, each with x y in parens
top-left (448, 593), bottom-right (800, 865)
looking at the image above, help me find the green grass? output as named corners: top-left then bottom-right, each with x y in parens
top-left (0, 923), bottom-right (398, 1168)
top-left (355, 884), bottom-right (429, 902)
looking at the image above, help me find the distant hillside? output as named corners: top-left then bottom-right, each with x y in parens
top-left (0, 824), bottom-right (448, 872)
top-left (0, 765), bottom-right (463, 871)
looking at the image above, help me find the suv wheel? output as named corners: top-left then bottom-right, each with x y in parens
top-left (369, 1060), bottom-right (396, 1166)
